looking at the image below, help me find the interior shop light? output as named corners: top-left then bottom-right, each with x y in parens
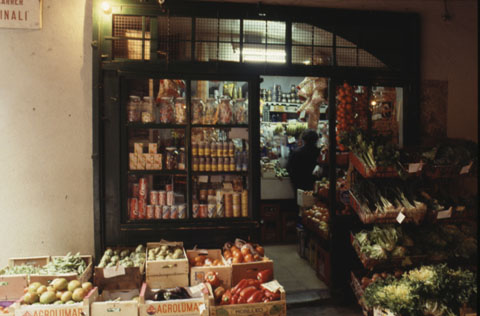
top-left (101, 2), bottom-right (111, 14)
top-left (242, 47), bottom-right (286, 63)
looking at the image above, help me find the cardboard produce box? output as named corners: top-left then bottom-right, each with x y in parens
top-left (0, 257), bottom-right (49, 301)
top-left (0, 301), bottom-right (15, 316)
top-left (297, 189), bottom-right (315, 207)
top-left (187, 250), bottom-right (231, 288)
top-left (29, 255), bottom-right (93, 285)
top-left (14, 287), bottom-right (98, 316)
top-left (138, 282), bottom-right (212, 316)
top-left (94, 247), bottom-right (145, 291)
top-left (91, 288), bottom-right (140, 316)
top-left (209, 280), bottom-right (286, 316)
top-left (231, 258), bottom-right (274, 286)
top-left (146, 242), bottom-right (189, 289)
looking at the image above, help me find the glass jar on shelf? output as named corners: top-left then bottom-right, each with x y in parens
top-left (191, 97), bottom-right (204, 124)
top-left (141, 96), bottom-right (155, 123)
top-left (218, 97), bottom-right (233, 124)
top-left (165, 147), bottom-right (178, 170)
top-left (233, 98), bottom-right (248, 124)
top-left (204, 98), bottom-right (217, 124)
top-left (174, 97), bottom-right (187, 124)
top-left (158, 97), bottom-right (175, 123)
top-left (127, 95), bottom-right (141, 123)
top-left (178, 148), bottom-right (186, 170)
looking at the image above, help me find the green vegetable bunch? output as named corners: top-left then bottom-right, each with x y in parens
top-left (98, 244), bottom-right (146, 268)
top-left (355, 226), bottom-right (410, 260)
top-left (40, 252), bottom-right (87, 275)
top-left (363, 265), bottom-right (477, 315)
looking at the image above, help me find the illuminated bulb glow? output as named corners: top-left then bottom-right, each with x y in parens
top-left (371, 100), bottom-right (377, 106)
top-left (101, 2), bottom-right (111, 13)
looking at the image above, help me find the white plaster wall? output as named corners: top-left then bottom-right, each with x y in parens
top-left (0, 0), bottom-right (476, 265)
top-left (0, 0), bottom-right (93, 265)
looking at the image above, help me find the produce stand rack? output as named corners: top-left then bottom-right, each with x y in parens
top-left (301, 215), bottom-right (329, 242)
top-left (350, 271), bottom-right (372, 316)
top-left (349, 191), bottom-right (426, 225)
top-left (349, 152), bottom-right (399, 178)
top-left (28, 255), bottom-right (93, 285)
top-left (318, 151), bottom-right (350, 167)
top-left (424, 164), bottom-right (461, 178)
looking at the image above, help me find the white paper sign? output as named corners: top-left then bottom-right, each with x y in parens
top-left (261, 280), bottom-right (283, 293)
top-left (460, 161), bottom-right (473, 174)
top-left (229, 128), bottom-right (248, 139)
top-left (103, 265), bottom-right (126, 278)
top-left (299, 110), bottom-right (306, 120)
top-left (436, 207), bottom-right (452, 219)
top-left (0, 0), bottom-right (42, 29)
top-left (288, 136), bottom-right (296, 144)
top-left (408, 163), bottom-right (423, 173)
top-left (396, 212), bottom-right (406, 224)
top-left (198, 175), bottom-right (209, 183)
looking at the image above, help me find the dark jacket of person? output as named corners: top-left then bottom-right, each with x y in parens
top-left (286, 143), bottom-right (320, 191)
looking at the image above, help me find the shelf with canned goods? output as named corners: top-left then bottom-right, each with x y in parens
top-left (191, 124), bottom-right (249, 128)
top-left (128, 170), bottom-right (187, 175)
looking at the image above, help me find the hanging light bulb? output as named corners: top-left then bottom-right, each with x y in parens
top-left (101, 2), bottom-right (111, 14)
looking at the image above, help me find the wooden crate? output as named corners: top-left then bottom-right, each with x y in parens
top-left (231, 258), bottom-right (273, 287)
top-left (209, 283), bottom-right (286, 316)
top-left (350, 152), bottom-right (399, 178)
top-left (14, 287), bottom-right (98, 316)
top-left (186, 249), bottom-right (231, 288)
top-left (29, 255), bottom-right (93, 285)
top-left (91, 288), bottom-right (140, 316)
top-left (138, 282), bottom-right (211, 316)
top-left (146, 241), bottom-right (189, 289)
top-left (0, 301), bottom-right (15, 316)
top-left (0, 257), bottom-right (49, 301)
top-left (94, 247), bottom-right (144, 291)
top-left (316, 245), bottom-right (331, 287)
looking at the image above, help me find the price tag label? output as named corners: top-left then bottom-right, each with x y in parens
top-left (288, 136), bottom-right (296, 144)
top-left (103, 265), bottom-right (126, 278)
top-left (436, 207), bottom-right (452, 219)
top-left (408, 163), bottom-right (423, 173)
top-left (198, 175), bottom-right (209, 183)
top-left (396, 212), bottom-right (406, 224)
top-left (211, 175), bottom-right (222, 183)
top-left (261, 280), bottom-right (283, 293)
top-left (223, 183), bottom-right (233, 190)
top-left (299, 110), bottom-right (306, 120)
top-left (460, 161), bottom-right (473, 174)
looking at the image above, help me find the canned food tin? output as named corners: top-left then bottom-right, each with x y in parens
top-left (162, 205), bottom-right (170, 219)
top-left (146, 205), bottom-right (154, 219)
top-left (154, 205), bottom-right (162, 219)
top-left (207, 204), bottom-right (216, 218)
top-left (199, 189), bottom-right (208, 201)
top-left (208, 189), bottom-right (216, 196)
top-left (233, 193), bottom-right (241, 206)
top-left (192, 142), bottom-right (198, 157)
top-left (211, 158), bottom-right (217, 171)
top-left (233, 205), bottom-right (241, 218)
top-left (222, 141), bottom-right (228, 157)
top-left (217, 157), bottom-right (223, 172)
top-left (165, 184), bottom-right (173, 192)
top-left (139, 178), bottom-right (148, 200)
top-left (167, 191), bottom-right (174, 206)
top-left (178, 204), bottom-right (187, 219)
top-left (223, 159), bottom-right (229, 172)
top-left (129, 198), bottom-right (138, 220)
top-left (192, 204), bottom-right (200, 218)
top-left (204, 141), bottom-right (211, 156)
top-left (205, 157), bottom-right (211, 172)
top-left (170, 205), bottom-right (178, 219)
top-left (199, 157), bottom-right (205, 171)
top-left (138, 199), bottom-right (146, 219)
top-left (228, 142), bottom-right (235, 157)
top-left (193, 157), bottom-right (199, 171)
top-left (199, 204), bottom-right (208, 218)
top-left (229, 157), bottom-right (235, 171)
top-left (211, 142), bottom-right (217, 157)
top-left (159, 190), bottom-right (167, 205)
top-left (198, 141), bottom-right (205, 157)
top-left (241, 204), bottom-right (248, 217)
top-left (149, 190), bottom-right (159, 205)
top-left (132, 183), bottom-right (139, 198)
top-left (216, 203), bottom-right (225, 218)
top-left (216, 141), bottom-right (223, 157)
top-left (224, 193), bottom-right (233, 218)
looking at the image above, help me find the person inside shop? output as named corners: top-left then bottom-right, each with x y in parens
top-left (286, 129), bottom-right (321, 193)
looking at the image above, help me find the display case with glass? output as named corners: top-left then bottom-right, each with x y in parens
top-left (120, 77), bottom-right (256, 229)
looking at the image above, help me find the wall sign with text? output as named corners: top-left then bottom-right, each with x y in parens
top-left (0, 0), bottom-right (42, 29)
